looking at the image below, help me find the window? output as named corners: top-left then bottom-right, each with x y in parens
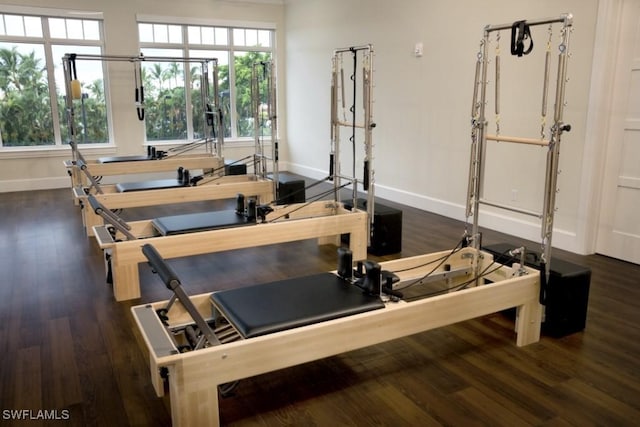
top-left (138, 21), bottom-right (274, 142)
top-left (0, 11), bottom-right (106, 148)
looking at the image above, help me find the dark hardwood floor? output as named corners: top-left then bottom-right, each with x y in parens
top-left (0, 180), bottom-right (639, 426)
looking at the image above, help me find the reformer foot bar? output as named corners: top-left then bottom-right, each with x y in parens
top-left (467, 13), bottom-right (573, 300)
top-left (132, 244), bottom-right (541, 427)
top-left (90, 195), bottom-right (368, 301)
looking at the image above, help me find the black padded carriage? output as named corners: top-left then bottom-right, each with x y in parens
top-left (115, 179), bottom-right (186, 192)
top-left (210, 272), bottom-right (385, 339)
top-left (98, 155), bottom-right (152, 163)
top-left (152, 210), bottom-right (253, 236)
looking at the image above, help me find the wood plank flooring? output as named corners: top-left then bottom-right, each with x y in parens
top-left (0, 181), bottom-right (638, 426)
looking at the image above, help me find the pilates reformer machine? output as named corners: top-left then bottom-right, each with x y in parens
top-left (74, 163), bottom-right (274, 237)
top-left (69, 59), bottom-right (283, 237)
top-left (63, 53), bottom-right (225, 190)
top-left (466, 13), bottom-right (573, 303)
top-left (131, 241), bottom-right (541, 426)
top-left (128, 17), bottom-right (575, 423)
top-left (89, 179), bottom-right (368, 301)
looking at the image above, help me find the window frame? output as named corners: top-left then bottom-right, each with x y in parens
top-left (0, 6), bottom-right (107, 152)
top-left (137, 18), bottom-right (275, 143)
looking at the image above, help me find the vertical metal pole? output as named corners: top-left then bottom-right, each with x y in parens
top-left (201, 61), bottom-right (212, 155)
top-left (330, 53), bottom-right (341, 201)
top-left (467, 48), bottom-right (483, 223)
top-left (363, 45), bottom-right (375, 246)
top-left (349, 48), bottom-right (358, 211)
top-left (541, 19), bottom-right (572, 283)
top-left (62, 54), bottom-right (78, 162)
top-left (269, 60), bottom-right (280, 197)
top-left (211, 60), bottom-right (224, 159)
top-left (251, 63), bottom-right (262, 177)
top-left (471, 29), bottom-right (491, 251)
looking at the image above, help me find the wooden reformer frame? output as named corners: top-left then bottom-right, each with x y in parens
top-left (94, 200), bottom-right (368, 301)
top-left (74, 173), bottom-right (274, 237)
top-left (132, 246), bottom-right (542, 426)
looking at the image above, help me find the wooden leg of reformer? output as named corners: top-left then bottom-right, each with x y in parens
top-left (168, 362), bottom-right (220, 427)
top-left (348, 228), bottom-right (367, 261)
top-left (150, 355), bottom-right (164, 398)
top-left (317, 235), bottom-right (340, 247)
top-left (83, 207), bottom-right (101, 237)
top-left (113, 262), bottom-right (141, 301)
top-left (515, 297), bottom-right (543, 346)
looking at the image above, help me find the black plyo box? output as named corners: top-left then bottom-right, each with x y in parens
top-left (275, 174), bottom-right (305, 204)
top-left (225, 160), bottom-right (247, 175)
top-left (343, 198), bottom-right (402, 256)
top-left (482, 243), bottom-right (591, 337)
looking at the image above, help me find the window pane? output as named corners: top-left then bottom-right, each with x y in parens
top-left (140, 48), bottom-right (187, 141)
top-left (153, 24), bottom-right (167, 43)
top-left (201, 27), bottom-right (214, 45)
top-left (187, 26), bottom-right (200, 44)
top-left (83, 20), bottom-right (100, 40)
top-left (48, 18), bottom-right (66, 38)
top-left (66, 19), bottom-right (84, 39)
top-left (234, 51), bottom-right (271, 138)
top-left (0, 42), bottom-right (54, 146)
top-left (53, 45), bottom-right (108, 145)
top-left (0, 15), bottom-right (5, 36)
top-left (215, 27), bottom-right (227, 45)
top-left (258, 30), bottom-right (271, 47)
top-left (233, 28), bottom-right (245, 46)
top-left (5, 15), bottom-right (24, 36)
top-left (245, 29), bottom-right (257, 47)
top-left (24, 17), bottom-right (42, 37)
top-left (138, 23), bottom-right (153, 42)
top-left (190, 50), bottom-right (230, 139)
top-left (168, 25), bottom-right (182, 43)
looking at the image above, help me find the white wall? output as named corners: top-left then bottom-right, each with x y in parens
top-left (0, 0), bottom-right (286, 192)
top-left (284, 0), bottom-right (599, 254)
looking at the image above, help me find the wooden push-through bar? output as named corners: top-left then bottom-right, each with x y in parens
top-left (485, 134), bottom-right (550, 147)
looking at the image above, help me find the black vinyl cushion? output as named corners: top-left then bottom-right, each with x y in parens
top-left (98, 155), bottom-right (152, 163)
top-left (116, 179), bottom-right (184, 192)
top-left (152, 210), bottom-right (252, 236)
top-left (210, 272), bottom-right (384, 338)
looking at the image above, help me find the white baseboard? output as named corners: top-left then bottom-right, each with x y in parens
top-left (0, 176), bottom-right (70, 193)
top-left (6, 162), bottom-right (584, 255)
top-left (287, 162), bottom-right (583, 254)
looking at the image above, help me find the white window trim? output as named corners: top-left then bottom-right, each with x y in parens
top-left (136, 14), bottom-right (276, 30)
top-left (0, 5), bottom-right (103, 20)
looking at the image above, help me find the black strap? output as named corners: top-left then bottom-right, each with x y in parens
top-left (510, 20), bottom-right (533, 57)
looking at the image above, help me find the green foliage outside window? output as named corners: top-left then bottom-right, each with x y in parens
top-left (0, 46), bottom-right (54, 146)
top-left (234, 51), bottom-right (272, 138)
